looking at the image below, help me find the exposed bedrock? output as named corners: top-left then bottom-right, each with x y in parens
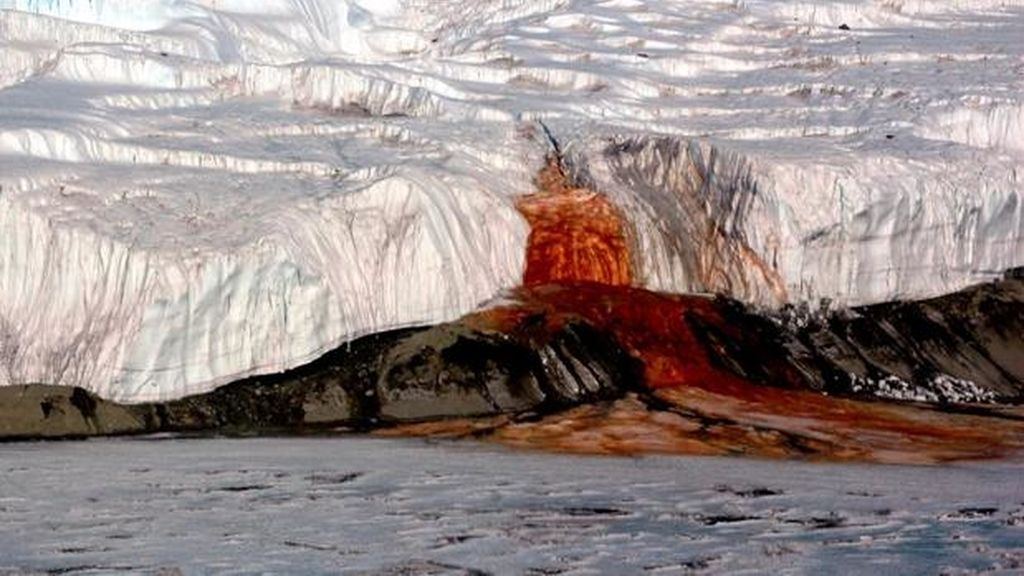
top-left (2, 277), bottom-right (1021, 443)
top-left (484, 279), bottom-right (1024, 405)
top-left (0, 316), bottom-right (639, 439)
top-left (150, 317), bottom-right (638, 431)
top-left (0, 384), bottom-right (144, 439)
top-left (374, 320), bottom-right (634, 421)
top-left (789, 276), bottom-right (1024, 403)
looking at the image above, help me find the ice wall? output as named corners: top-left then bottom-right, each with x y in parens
top-left (574, 132), bottom-right (1023, 306)
top-left (0, 2), bottom-right (535, 401)
top-left (572, 136), bottom-right (788, 305)
top-left (1, 0), bottom-right (1022, 401)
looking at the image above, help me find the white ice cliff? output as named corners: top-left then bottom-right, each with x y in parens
top-left (0, 0), bottom-right (1022, 401)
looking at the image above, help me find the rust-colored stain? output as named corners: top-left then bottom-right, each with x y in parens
top-left (394, 158), bottom-right (1024, 464)
top-left (509, 158), bottom-right (784, 391)
top-left (468, 283), bottom-right (755, 391)
top-left (651, 386), bottom-right (1024, 463)
top-left (516, 157), bottom-right (633, 287)
top-left (456, 282), bottom-right (1024, 463)
top-left (385, 387), bottom-right (1024, 465)
top-left (487, 388), bottom-right (1024, 464)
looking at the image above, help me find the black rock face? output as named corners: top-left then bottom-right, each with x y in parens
top-left (376, 321), bottom-right (636, 421)
top-left (376, 325), bottom-right (540, 422)
top-left (128, 319), bottom-right (640, 435)
top-left (674, 279), bottom-right (1024, 404)
top-left (782, 278), bottom-right (1024, 403)
top-left (141, 327), bottom-right (422, 432)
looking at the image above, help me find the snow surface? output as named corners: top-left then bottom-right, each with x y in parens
top-left (1, 0), bottom-right (1022, 400)
top-left (1, 437), bottom-right (1023, 574)
top-left (849, 372), bottom-right (999, 404)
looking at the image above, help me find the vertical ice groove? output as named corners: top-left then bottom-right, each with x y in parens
top-left (578, 134), bottom-right (789, 305)
top-left (574, 130), bottom-right (1022, 307)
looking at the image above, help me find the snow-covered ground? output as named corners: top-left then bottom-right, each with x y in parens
top-left (0, 437), bottom-right (1022, 574)
top-left (1, 0), bottom-right (1022, 401)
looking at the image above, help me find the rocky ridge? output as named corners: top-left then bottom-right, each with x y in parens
top-left (3, 276), bottom-right (1022, 463)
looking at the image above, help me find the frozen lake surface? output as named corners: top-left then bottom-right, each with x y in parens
top-left (1, 437), bottom-right (1023, 575)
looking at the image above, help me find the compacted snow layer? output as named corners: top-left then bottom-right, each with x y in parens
top-left (0, 0), bottom-right (1022, 400)
top-left (1, 437), bottom-right (1023, 574)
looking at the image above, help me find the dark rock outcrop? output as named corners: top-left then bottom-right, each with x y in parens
top-left (0, 385), bottom-right (147, 439)
top-left (1, 319), bottom-right (640, 439)
top-left (1, 278), bottom-right (1021, 441)
top-left (771, 278), bottom-right (1024, 403)
top-left (148, 318), bottom-right (637, 432)
top-left (376, 321), bottom-right (632, 421)
top-left (142, 328), bottom-right (417, 433)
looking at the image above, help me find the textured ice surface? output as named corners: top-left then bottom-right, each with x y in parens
top-left (1, 0), bottom-right (1022, 400)
top-left (0, 437), bottom-right (1023, 574)
top-left (849, 372), bottom-right (1000, 404)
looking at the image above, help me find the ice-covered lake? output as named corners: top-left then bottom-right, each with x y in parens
top-left (1, 437), bottom-right (1023, 574)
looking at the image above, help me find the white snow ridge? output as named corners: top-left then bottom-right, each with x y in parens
top-left (1, 0), bottom-right (1022, 402)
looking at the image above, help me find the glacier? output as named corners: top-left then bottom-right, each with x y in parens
top-left (0, 0), bottom-right (1022, 401)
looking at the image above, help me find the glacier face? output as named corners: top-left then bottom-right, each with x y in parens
top-left (0, 0), bottom-right (1022, 401)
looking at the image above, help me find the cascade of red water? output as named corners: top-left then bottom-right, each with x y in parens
top-left (446, 157), bottom-right (1024, 462)
top-left (511, 158), bottom-right (740, 391)
top-left (516, 158), bottom-right (633, 287)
